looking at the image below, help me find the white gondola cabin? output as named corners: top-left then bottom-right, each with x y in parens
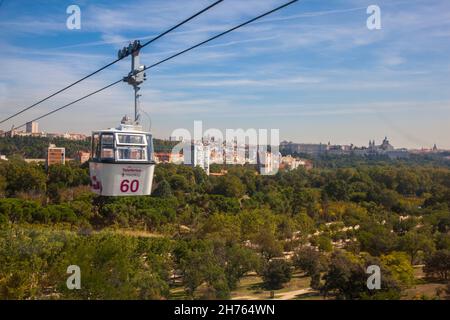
top-left (89, 119), bottom-right (155, 196)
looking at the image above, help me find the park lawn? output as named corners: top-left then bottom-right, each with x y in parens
top-left (276, 271), bottom-right (311, 293)
top-left (230, 271), bottom-right (315, 300)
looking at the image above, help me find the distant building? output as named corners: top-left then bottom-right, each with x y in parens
top-left (410, 144), bottom-right (441, 154)
top-left (170, 152), bottom-right (184, 164)
top-left (40, 132), bottom-right (88, 140)
top-left (378, 137), bottom-right (395, 151)
top-left (26, 121), bottom-right (39, 134)
top-left (154, 152), bottom-right (171, 163)
top-left (281, 137), bottom-right (409, 159)
top-left (47, 144), bottom-right (65, 167)
top-left (75, 151), bottom-right (90, 164)
top-left (62, 132), bottom-right (88, 141)
top-left (280, 155), bottom-right (312, 170)
top-left (280, 141), bottom-right (328, 156)
top-left (206, 138), bottom-right (258, 165)
top-left (154, 152), bottom-right (183, 164)
top-left (183, 142), bottom-right (210, 175)
top-left (365, 137), bottom-right (408, 158)
top-left (210, 145), bottom-right (224, 164)
top-left (168, 136), bottom-right (184, 142)
top-left (258, 150), bottom-right (281, 175)
top-left (384, 149), bottom-right (410, 159)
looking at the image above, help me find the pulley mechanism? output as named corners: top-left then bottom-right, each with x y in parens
top-left (120, 40), bottom-right (147, 123)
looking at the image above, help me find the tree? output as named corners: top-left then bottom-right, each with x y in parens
top-left (396, 170), bottom-right (419, 195)
top-left (47, 164), bottom-right (74, 188)
top-left (0, 226), bottom-right (172, 300)
top-left (276, 216), bottom-right (295, 240)
top-left (357, 223), bottom-right (397, 256)
top-left (2, 160), bottom-right (46, 197)
top-left (321, 251), bottom-right (367, 299)
top-left (324, 179), bottom-right (350, 201)
top-left (393, 216), bottom-right (419, 235)
top-left (168, 174), bottom-right (189, 192)
top-left (197, 213), bottom-right (241, 245)
top-left (261, 259), bottom-right (292, 298)
top-left (293, 212), bottom-right (315, 237)
top-left (0, 225), bottom-right (70, 299)
top-left (377, 189), bottom-right (401, 211)
top-left (424, 211), bottom-right (450, 233)
top-left (321, 251), bottom-right (402, 300)
top-left (311, 235), bottom-right (333, 252)
top-left (435, 233), bottom-right (450, 251)
top-left (223, 245), bottom-right (261, 290)
top-left (57, 232), bottom-right (170, 299)
top-left (255, 228), bottom-right (284, 261)
top-left (192, 166), bottom-right (208, 190)
top-left (240, 209), bottom-right (267, 241)
top-left (424, 250), bottom-right (450, 281)
top-left (213, 175), bottom-right (246, 198)
top-left (398, 231), bottom-right (435, 264)
top-left (381, 252), bottom-right (415, 287)
top-left (293, 247), bottom-right (328, 289)
top-left (207, 195), bottom-right (240, 214)
top-left (152, 180), bottom-right (173, 198)
top-left (0, 174), bottom-right (6, 197)
top-left (179, 244), bottom-right (229, 299)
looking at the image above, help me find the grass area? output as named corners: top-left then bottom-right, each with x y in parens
top-left (276, 272), bottom-right (310, 293)
top-left (230, 274), bottom-right (265, 300)
top-left (229, 271), bottom-right (319, 300)
top-left (111, 229), bottom-right (163, 238)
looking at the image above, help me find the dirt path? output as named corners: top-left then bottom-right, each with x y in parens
top-left (231, 295), bottom-right (256, 300)
top-left (232, 288), bottom-right (313, 300)
top-left (274, 288), bottom-right (313, 300)
top-left (109, 229), bottom-right (163, 238)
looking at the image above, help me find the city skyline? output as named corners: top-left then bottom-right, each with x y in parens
top-left (5, 120), bottom-right (444, 152)
top-left (1, 0), bottom-right (450, 148)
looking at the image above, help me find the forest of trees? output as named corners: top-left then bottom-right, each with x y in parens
top-left (0, 137), bottom-right (450, 300)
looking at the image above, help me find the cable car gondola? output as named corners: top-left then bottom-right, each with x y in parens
top-left (89, 41), bottom-right (156, 196)
top-left (89, 116), bottom-right (155, 196)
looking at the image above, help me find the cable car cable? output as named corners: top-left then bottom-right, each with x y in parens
top-left (0, 0), bottom-right (224, 126)
top-left (142, 0), bottom-right (298, 72)
top-left (8, 80), bottom-right (123, 133)
top-left (4, 0), bottom-right (298, 135)
top-left (139, 0), bottom-right (224, 50)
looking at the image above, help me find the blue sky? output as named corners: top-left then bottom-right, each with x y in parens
top-left (0, 0), bottom-right (449, 149)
